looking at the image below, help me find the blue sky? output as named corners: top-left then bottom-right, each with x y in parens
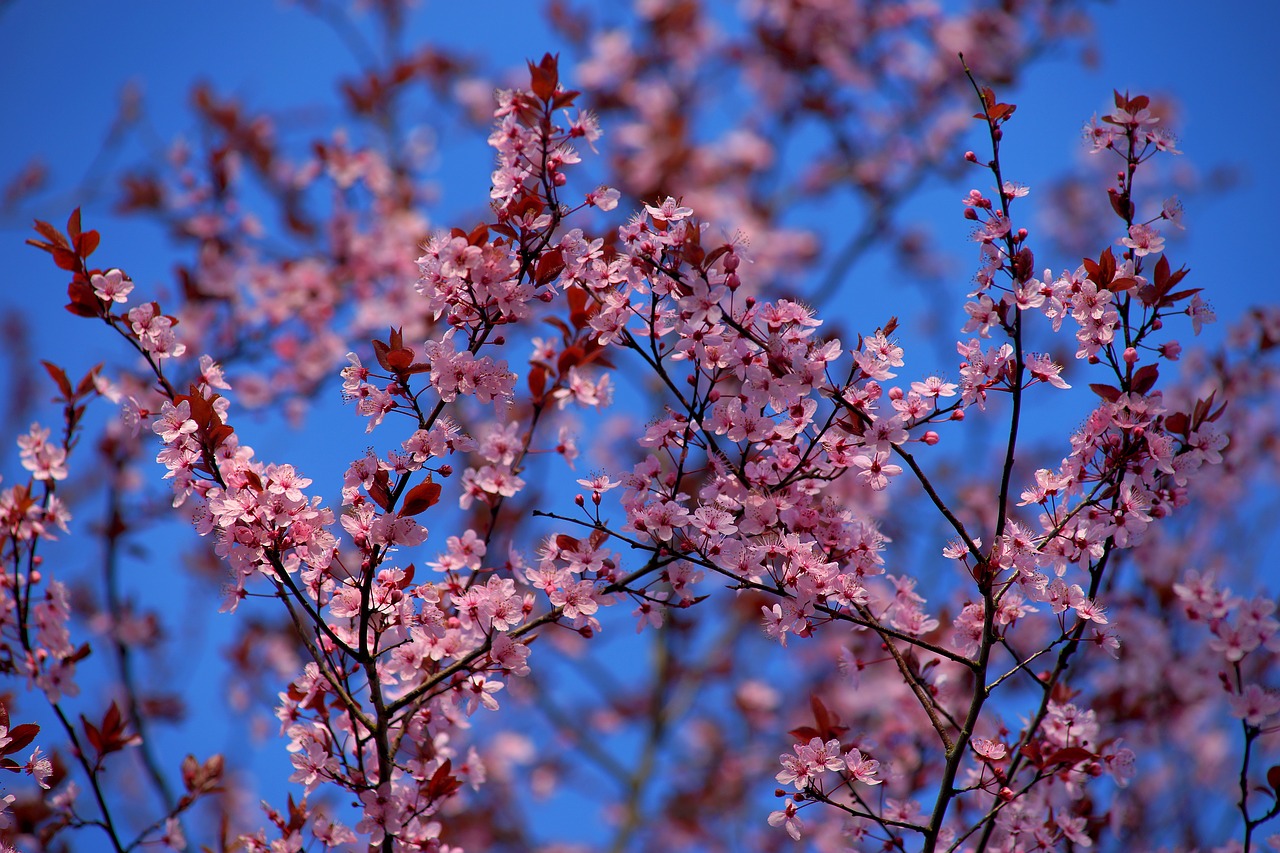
top-left (1, 0), bottom-right (1278, 847)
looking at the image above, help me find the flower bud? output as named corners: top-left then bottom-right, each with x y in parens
top-left (922, 430), bottom-right (940, 446)
top-left (1123, 347), bottom-right (1138, 365)
top-left (965, 150), bottom-right (979, 162)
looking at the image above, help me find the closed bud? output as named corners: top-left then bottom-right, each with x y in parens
top-left (923, 430), bottom-right (940, 445)
top-left (951, 409), bottom-right (965, 421)
top-left (438, 465), bottom-right (453, 477)
top-left (575, 494), bottom-right (585, 507)
top-left (965, 150), bottom-right (979, 162)
top-left (1123, 346), bottom-right (1138, 365)
top-left (964, 208), bottom-right (979, 220)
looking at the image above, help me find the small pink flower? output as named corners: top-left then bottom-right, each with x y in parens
top-left (1120, 223), bottom-right (1165, 257)
top-left (972, 737), bottom-right (1007, 761)
top-left (644, 196), bottom-right (693, 223)
top-left (90, 268), bottom-right (134, 303)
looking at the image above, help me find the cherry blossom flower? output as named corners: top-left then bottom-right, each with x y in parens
top-left (1120, 223), bottom-right (1165, 257)
top-left (90, 268), bottom-right (134, 303)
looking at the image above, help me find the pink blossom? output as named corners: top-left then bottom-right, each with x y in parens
top-left (90, 268), bottom-right (134, 303)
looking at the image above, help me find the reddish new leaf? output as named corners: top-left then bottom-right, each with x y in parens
top-left (399, 479), bottom-right (442, 517)
top-left (1, 724), bottom-right (40, 756)
top-left (41, 361), bottom-right (73, 400)
top-left (1131, 363), bottom-right (1160, 395)
top-left (1089, 383), bottom-right (1122, 402)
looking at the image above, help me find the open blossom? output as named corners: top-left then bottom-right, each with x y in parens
top-left (777, 737), bottom-right (845, 790)
top-left (972, 737), bottom-right (1007, 760)
top-left (767, 800), bottom-right (803, 841)
top-left (853, 450), bottom-right (902, 491)
top-left (845, 748), bottom-right (882, 785)
top-left (1120, 223), bottom-right (1165, 256)
top-left (17, 424), bottom-right (68, 481)
top-left (586, 185), bottom-right (619, 210)
top-left (90, 268), bottom-right (134, 303)
top-left (644, 196), bottom-right (693, 222)
top-left (1228, 684), bottom-right (1280, 726)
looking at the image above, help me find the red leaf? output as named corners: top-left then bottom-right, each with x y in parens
top-left (2, 724), bottom-right (40, 756)
top-left (368, 470), bottom-right (394, 512)
top-left (528, 364), bottom-right (547, 401)
top-left (527, 53), bottom-right (559, 101)
top-left (399, 479), bottom-right (442, 517)
top-left (32, 218), bottom-right (71, 251)
top-left (41, 361), bottom-right (73, 400)
top-left (53, 246), bottom-right (80, 271)
top-left (77, 230), bottom-right (101, 258)
top-left (426, 758), bottom-right (463, 801)
top-left (1046, 746), bottom-right (1095, 767)
top-left (1089, 383), bottom-right (1122, 402)
top-left (82, 717), bottom-right (103, 757)
top-left (535, 248), bottom-right (566, 286)
top-left (557, 345), bottom-right (585, 374)
top-left (1131, 363), bottom-right (1159, 395)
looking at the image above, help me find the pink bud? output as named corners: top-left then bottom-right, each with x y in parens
top-left (965, 150), bottom-right (978, 162)
top-left (964, 208), bottom-right (979, 220)
top-left (438, 465), bottom-right (453, 477)
top-left (951, 409), bottom-right (965, 422)
top-left (922, 430), bottom-right (940, 446)
top-left (1123, 347), bottom-right (1138, 365)
top-left (888, 386), bottom-right (904, 401)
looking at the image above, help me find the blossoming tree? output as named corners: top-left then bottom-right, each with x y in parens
top-left (3, 2), bottom-right (1279, 852)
